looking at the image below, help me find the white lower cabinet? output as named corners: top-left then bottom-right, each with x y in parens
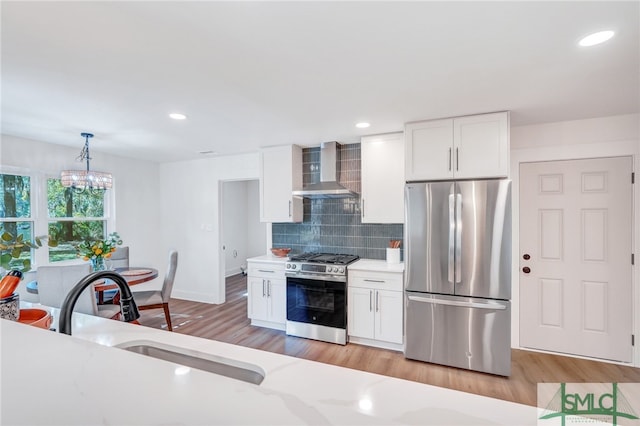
top-left (247, 260), bottom-right (287, 330)
top-left (347, 265), bottom-right (404, 350)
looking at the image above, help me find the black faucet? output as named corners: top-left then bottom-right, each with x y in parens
top-left (59, 270), bottom-right (140, 335)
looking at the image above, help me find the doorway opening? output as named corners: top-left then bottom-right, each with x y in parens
top-left (220, 179), bottom-right (266, 300)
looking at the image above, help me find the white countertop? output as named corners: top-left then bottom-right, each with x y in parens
top-left (1, 304), bottom-right (537, 425)
top-left (247, 254), bottom-right (289, 263)
top-left (349, 258), bottom-right (405, 273)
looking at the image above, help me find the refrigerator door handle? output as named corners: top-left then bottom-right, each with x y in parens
top-left (448, 193), bottom-right (455, 283)
top-left (407, 295), bottom-right (507, 310)
top-left (455, 193), bottom-right (462, 283)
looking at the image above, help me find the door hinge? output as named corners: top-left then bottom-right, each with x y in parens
top-left (633, 254), bottom-right (635, 265)
top-left (632, 172), bottom-right (635, 184)
top-left (633, 335), bottom-right (635, 346)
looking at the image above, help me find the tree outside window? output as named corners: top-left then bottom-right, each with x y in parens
top-left (0, 173), bottom-right (34, 269)
top-left (47, 179), bottom-right (107, 262)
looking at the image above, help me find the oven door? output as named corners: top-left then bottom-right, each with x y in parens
top-left (286, 275), bottom-right (346, 329)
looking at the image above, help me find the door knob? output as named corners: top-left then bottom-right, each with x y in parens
top-left (523, 254), bottom-right (531, 260)
top-left (522, 267), bottom-right (531, 274)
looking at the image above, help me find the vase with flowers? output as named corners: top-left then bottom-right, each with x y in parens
top-left (76, 232), bottom-right (123, 271)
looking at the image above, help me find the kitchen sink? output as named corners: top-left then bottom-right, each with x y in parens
top-left (116, 340), bottom-right (265, 385)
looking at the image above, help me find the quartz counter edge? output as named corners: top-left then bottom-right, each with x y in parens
top-left (348, 258), bottom-right (405, 273)
top-left (247, 254), bottom-right (289, 264)
top-left (1, 304), bottom-right (536, 425)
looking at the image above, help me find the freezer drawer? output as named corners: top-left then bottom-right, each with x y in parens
top-left (404, 292), bottom-right (511, 376)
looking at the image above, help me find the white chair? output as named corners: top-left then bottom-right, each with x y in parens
top-left (36, 264), bottom-right (120, 319)
top-left (108, 246), bottom-right (129, 269)
top-left (132, 250), bottom-right (178, 331)
top-left (100, 246), bottom-right (130, 303)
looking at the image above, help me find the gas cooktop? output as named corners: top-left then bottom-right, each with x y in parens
top-left (288, 252), bottom-right (360, 265)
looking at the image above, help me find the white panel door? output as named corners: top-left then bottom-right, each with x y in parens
top-left (267, 278), bottom-right (287, 324)
top-left (453, 112), bottom-right (509, 179)
top-left (361, 132), bottom-right (405, 223)
top-left (348, 287), bottom-right (374, 339)
top-left (520, 157), bottom-right (633, 362)
top-left (374, 290), bottom-right (403, 344)
top-left (248, 277), bottom-right (268, 322)
top-left (405, 118), bottom-right (453, 181)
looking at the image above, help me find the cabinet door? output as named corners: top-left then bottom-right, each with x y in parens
top-left (267, 278), bottom-right (287, 324)
top-left (405, 119), bottom-right (453, 181)
top-left (374, 290), bottom-right (404, 344)
top-left (247, 276), bottom-right (268, 321)
top-left (260, 145), bottom-right (303, 222)
top-left (453, 112), bottom-right (509, 179)
top-left (361, 133), bottom-right (405, 224)
top-left (347, 287), bottom-right (374, 339)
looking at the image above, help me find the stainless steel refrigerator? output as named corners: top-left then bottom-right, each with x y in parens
top-left (404, 179), bottom-right (512, 376)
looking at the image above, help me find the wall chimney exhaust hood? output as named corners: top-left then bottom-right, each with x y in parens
top-left (292, 141), bottom-right (359, 199)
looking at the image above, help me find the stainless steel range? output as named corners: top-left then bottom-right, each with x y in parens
top-left (285, 253), bottom-right (359, 345)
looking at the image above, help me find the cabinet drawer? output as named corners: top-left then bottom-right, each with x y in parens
top-left (349, 271), bottom-right (403, 292)
top-left (248, 262), bottom-right (285, 278)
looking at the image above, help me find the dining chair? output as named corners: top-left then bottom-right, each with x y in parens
top-left (108, 246), bottom-right (130, 269)
top-left (36, 264), bottom-right (120, 320)
top-left (131, 250), bottom-right (178, 331)
top-left (99, 246), bottom-right (130, 304)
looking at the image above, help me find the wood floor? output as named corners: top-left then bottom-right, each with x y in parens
top-left (135, 273), bottom-right (640, 407)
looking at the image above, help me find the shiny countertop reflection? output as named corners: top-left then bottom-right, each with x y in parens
top-left (1, 303), bottom-right (537, 425)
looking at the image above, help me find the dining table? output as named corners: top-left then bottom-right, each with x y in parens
top-left (93, 267), bottom-right (159, 304)
top-left (26, 267), bottom-right (159, 304)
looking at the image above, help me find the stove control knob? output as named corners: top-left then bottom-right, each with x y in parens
top-left (329, 267), bottom-right (336, 273)
top-left (286, 263), bottom-right (291, 269)
top-left (338, 267), bottom-right (344, 273)
top-left (292, 264), bottom-right (297, 270)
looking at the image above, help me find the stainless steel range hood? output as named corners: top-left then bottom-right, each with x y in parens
top-left (292, 141), bottom-right (358, 199)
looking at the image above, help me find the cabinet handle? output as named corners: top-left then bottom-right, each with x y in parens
top-left (267, 280), bottom-right (271, 297)
top-left (448, 148), bottom-right (452, 171)
top-left (364, 279), bottom-right (385, 283)
top-left (289, 200), bottom-right (292, 217)
top-left (376, 291), bottom-right (380, 312)
top-left (456, 147), bottom-right (459, 171)
top-left (262, 280), bottom-right (266, 297)
top-left (362, 198), bottom-right (365, 218)
top-left (258, 269), bottom-right (275, 273)
top-left (369, 290), bottom-right (373, 312)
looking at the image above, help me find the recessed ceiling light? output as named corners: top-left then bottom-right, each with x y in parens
top-left (169, 113), bottom-right (187, 120)
top-left (579, 30), bottom-right (615, 47)
top-left (356, 122), bottom-right (370, 129)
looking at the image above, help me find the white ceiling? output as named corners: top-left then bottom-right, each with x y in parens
top-left (2, 1), bottom-right (638, 163)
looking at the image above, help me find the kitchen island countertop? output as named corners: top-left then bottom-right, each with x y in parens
top-left (1, 304), bottom-right (537, 425)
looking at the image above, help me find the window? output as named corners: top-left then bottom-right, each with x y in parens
top-left (0, 173), bottom-right (35, 270)
top-left (0, 170), bottom-right (113, 268)
top-left (47, 179), bottom-right (108, 262)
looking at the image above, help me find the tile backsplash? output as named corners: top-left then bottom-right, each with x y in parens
top-left (272, 143), bottom-right (404, 260)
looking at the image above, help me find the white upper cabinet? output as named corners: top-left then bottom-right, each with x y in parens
top-left (360, 132), bottom-right (405, 224)
top-left (260, 145), bottom-right (303, 223)
top-left (405, 111), bottom-right (509, 181)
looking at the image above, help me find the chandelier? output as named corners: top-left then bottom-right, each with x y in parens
top-left (60, 132), bottom-right (113, 190)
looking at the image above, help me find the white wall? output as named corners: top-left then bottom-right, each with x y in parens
top-left (223, 181), bottom-right (249, 276)
top-left (509, 113), bottom-right (640, 366)
top-left (0, 134), bottom-right (165, 274)
top-left (222, 180), bottom-right (266, 277)
top-left (246, 180), bottom-right (266, 258)
top-left (159, 153), bottom-right (260, 304)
